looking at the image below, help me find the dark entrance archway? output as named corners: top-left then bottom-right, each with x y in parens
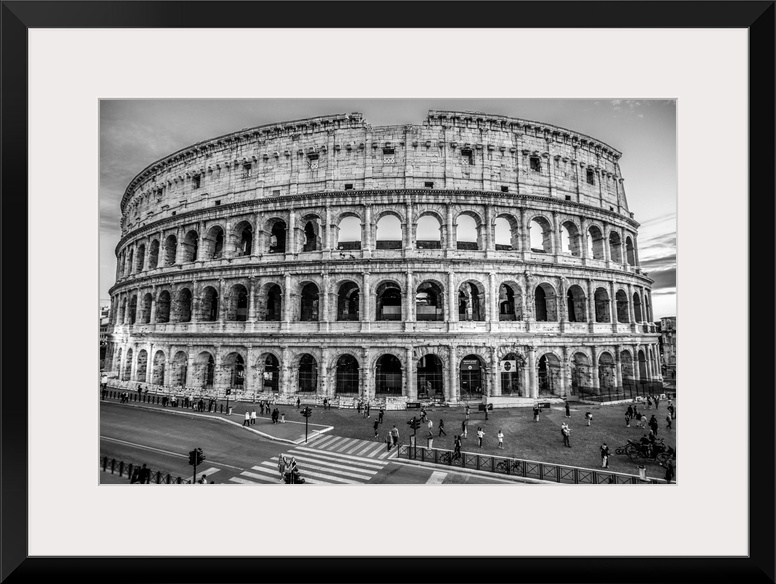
top-left (417, 354), bottom-right (444, 400)
top-left (459, 354), bottom-right (484, 401)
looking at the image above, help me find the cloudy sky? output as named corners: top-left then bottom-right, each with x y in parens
top-left (100, 99), bottom-right (676, 318)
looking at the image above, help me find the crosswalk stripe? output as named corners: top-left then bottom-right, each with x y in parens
top-left (356, 443), bottom-right (377, 456)
top-left (363, 443), bottom-right (386, 457)
top-left (426, 471), bottom-right (447, 484)
top-left (378, 448), bottom-right (395, 459)
top-left (294, 445), bottom-right (389, 465)
top-left (298, 469), bottom-right (359, 484)
top-left (268, 457), bottom-right (374, 479)
top-left (230, 477), bottom-right (267, 484)
top-left (195, 467), bottom-right (220, 481)
top-left (325, 437), bottom-right (349, 449)
top-left (314, 436), bottom-right (340, 448)
top-left (346, 440), bottom-right (368, 454)
top-left (242, 469), bottom-right (279, 481)
top-left (286, 449), bottom-right (385, 470)
top-left (334, 438), bottom-right (359, 452)
top-left (279, 455), bottom-right (377, 476)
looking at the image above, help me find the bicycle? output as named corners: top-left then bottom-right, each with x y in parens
top-left (496, 459), bottom-right (522, 475)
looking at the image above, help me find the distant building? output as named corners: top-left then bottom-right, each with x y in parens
top-left (100, 306), bottom-right (110, 369)
top-left (656, 316), bottom-right (676, 383)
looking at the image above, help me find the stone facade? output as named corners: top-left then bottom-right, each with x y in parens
top-left (106, 110), bottom-right (663, 404)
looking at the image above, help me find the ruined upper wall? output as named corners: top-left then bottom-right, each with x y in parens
top-left (119, 111), bottom-right (629, 236)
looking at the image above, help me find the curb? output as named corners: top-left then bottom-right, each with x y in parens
top-left (391, 457), bottom-right (545, 484)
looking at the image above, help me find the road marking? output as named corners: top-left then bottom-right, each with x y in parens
top-left (267, 458), bottom-right (374, 480)
top-left (334, 438), bottom-right (359, 452)
top-left (195, 468), bottom-right (220, 481)
top-left (230, 476), bottom-right (278, 485)
top-left (356, 443), bottom-right (377, 456)
top-left (314, 436), bottom-right (339, 448)
top-left (346, 441), bottom-right (367, 455)
top-left (286, 449), bottom-right (385, 470)
top-left (426, 471), bottom-right (447, 484)
top-left (240, 469), bottom-right (280, 482)
top-left (323, 437), bottom-right (349, 449)
top-left (378, 448), bottom-right (396, 459)
top-left (363, 443), bottom-right (386, 457)
top-left (294, 445), bottom-right (389, 465)
top-left (277, 455), bottom-right (377, 476)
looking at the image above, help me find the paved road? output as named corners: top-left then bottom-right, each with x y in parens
top-left (100, 403), bottom-right (521, 485)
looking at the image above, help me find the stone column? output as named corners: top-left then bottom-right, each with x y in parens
top-left (363, 205), bottom-right (372, 251)
top-left (633, 344), bottom-right (641, 383)
top-left (287, 209), bottom-right (296, 255)
top-left (185, 351), bottom-right (195, 388)
top-left (448, 345), bottom-right (458, 402)
top-left (405, 271), bottom-right (415, 322)
top-left (405, 346), bottom-right (415, 400)
top-left (490, 346), bottom-right (499, 397)
top-left (559, 346), bottom-right (569, 397)
top-left (362, 347), bottom-right (372, 400)
top-left (248, 277), bottom-right (257, 322)
top-left (528, 347), bottom-right (538, 399)
top-left (614, 345), bottom-right (623, 389)
top-left (252, 213), bottom-right (261, 257)
top-left (143, 242), bottom-right (152, 273)
top-left (404, 202), bottom-right (414, 250)
top-left (321, 347), bottom-right (330, 398)
top-left (163, 347), bottom-right (172, 386)
top-left (489, 272), bottom-right (498, 324)
top-left (580, 217), bottom-right (589, 260)
top-left (218, 279), bottom-right (225, 323)
top-left (324, 206), bottom-right (332, 251)
top-left (552, 210), bottom-right (561, 257)
top-left (591, 347), bottom-right (600, 394)
top-left (520, 209), bottom-right (530, 255)
top-left (609, 280), bottom-right (618, 327)
top-left (281, 347), bottom-right (290, 395)
top-left (448, 271), bottom-right (457, 322)
top-left (603, 225), bottom-right (611, 263)
top-left (283, 273), bottom-right (292, 323)
top-left (362, 273), bottom-right (371, 322)
top-left (587, 279), bottom-right (596, 325)
top-left (322, 273), bottom-right (330, 325)
top-left (149, 287), bottom-right (157, 324)
top-left (175, 227), bottom-right (184, 264)
top-left (633, 233), bottom-right (641, 267)
top-left (446, 204), bottom-right (455, 250)
top-left (485, 205), bottom-right (494, 251)
top-left (627, 283), bottom-right (635, 327)
top-left (214, 349), bottom-right (223, 393)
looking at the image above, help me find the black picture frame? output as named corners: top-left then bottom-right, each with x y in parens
top-left (2, 2), bottom-right (773, 582)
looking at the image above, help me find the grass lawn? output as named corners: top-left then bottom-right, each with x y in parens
top-left (293, 401), bottom-right (676, 479)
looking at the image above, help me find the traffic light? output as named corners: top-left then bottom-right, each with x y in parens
top-left (407, 416), bottom-right (420, 430)
top-left (301, 406), bottom-right (312, 418)
top-left (188, 450), bottom-right (196, 466)
top-left (225, 388), bottom-right (231, 396)
top-left (195, 448), bottom-right (205, 465)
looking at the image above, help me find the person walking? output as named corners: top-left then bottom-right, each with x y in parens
top-left (600, 443), bottom-right (610, 468)
top-left (419, 407), bottom-right (427, 423)
top-left (626, 404), bottom-right (634, 419)
top-left (272, 408), bottom-right (279, 424)
top-left (373, 419), bottom-right (380, 439)
top-left (625, 412), bottom-right (631, 427)
top-left (565, 401), bottom-right (571, 418)
top-left (385, 431), bottom-right (393, 452)
top-left (453, 435), bottom-right (462, 460)
top-left (391, 425), bottom-right (399, 448)
top-left (243, 410), bottom-right (251, 427)
top-left (666, 414), bottom-right (672, 430)
top-left (484, 404), bottom-right (489, 421)
top-left (366, 402), bottom-right (371, 418)
top-left (296, 397), bottom-right (301, 410)
top-left (647, 395), bottom-right (652, 409)
top-left (665, 458), bottom-right (675, 483)
top-left (668, 403), bottom-right (675, 420)
top-left (585, 411), bottom-right (593, 426)
top-left (465, 404), bottom-right (470, 421)
top-left (497, 429), bottom-right (504, 449)
top-left (649, 415), bottom-right (658, 436)
top-left (533, 406), bottom-right (540, 422)
top-left (140, 463), bottom-right (151, 484)
top-left (461, 419), bottom-right (468, 439)
top-left (655, 395), bottom-right (660, 409)
top-left (378, 408), bottom-right (384, 424)
top-left (477, 426), bottom-right (485, 448)
top-left (561, 423), bottom-right (571, 447)
top-left (427, 418), bottom-right (433, 438)
top-left (438, 419), bottom-right (447, 437)
top-left (130, 466), bottom-right (141, 484)
top-left (250, 409), bottom-right (257, 425)
top-left (259, 402), bottom-right (265, 415)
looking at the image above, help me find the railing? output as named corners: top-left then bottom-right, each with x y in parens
top-left (100, 456), bottom-right (188, 484)
top-left (397, 444), bottom-right (666, 484)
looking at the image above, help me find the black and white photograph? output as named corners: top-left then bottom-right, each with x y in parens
top-left (99, 99), bottom-right (677, 487)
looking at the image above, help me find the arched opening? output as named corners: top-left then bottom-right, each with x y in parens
top-left (376, 214), bottom-right (402, 250)
top-left (498, 283), bottom-right (523, 321)
top-left (300, 283), bottom-right (319, 321)
top-left (337, 215), bottom-right (362, 250)
top-left (625, 236), bottom-right (636, 265)
top-left (194, 352), bottom-right (215, 389)
top-left (529, 217), bottom-right (552, 253)
top-left (417, 354), bottom-right (444, 400)
top-left (224, 353), bottom-right (245, 388)
top-left (621, 350), bottom-right (635, 393)
top-left (182, 230), bottom-right (198, 262)
top-left (494, 215), bottom-right (518, 250)
top-left (298, 354), bottom-right (318, 393)
top-left (335, 354), bottom-right (359, 394)
top-left (156, 290), bottom-right (171, 323)
top-left (164, 235), bottom-right (177, 266)
top-left (571, 353), bottom-right (591, 396)
top-left (566, 285), bottom-right (587, 322)
top-left (616, 290), bottom-right (630, 323)
top-left (136, 350), bottom-right (148, 382)
top-left (128, 295), bottom-right (137, 324)
top-left (500, 353), bottom-right (523, 396)
top-left (235, 222), bottom-right (253, 256)
top-left (598, 353), bottom-right (615, 392)
top-left (633, 292), bottom-right (643, 322)
top-left (594, 288), bottom-right (611, 323)
top-left (171, 351), bottom-right (187, 387)
top-left (302, 220), bottom-right (319, 252)
top-left (228, 284), bottom-right (249, 321)
top-left (538, 353), bottom-right (561, 396)
top-left (148, 240), bottom-right (160, 269)
top-left (205, 226), bottom-right (225, 260)
top-left (587, 226), bottom-right (605, 259)
top-left (456, 214), bottom-right (480, 250)
top-left (458, 281), bottom-right (485, 321)
top-left (534, 283), bottom-right (558, 321)
top-left (136, 244), bottom-right (146, 272)
top-left (375, 282), bottom-right (401, 321)
top-left (122, 348), bottom-right (133, 381)
top-left (375, 354), bottom-right (402, 395)
top-left (269, 220), bottom-right (286, 253)
top-left (560, 221), bottom-right (581, 256)
top-left (152, 351), bottom-right (165, 385)
top-left (261, 354), bottom-right (279, 392)
top-left (609, 231), bottom-right (623, 263)
top-left (416, 214), bottom-right (442, 249)
top-left (200, 287), bottom-right (219, 322)
top-left (416, 281), bottom-right (444, 321)
top-left (264, 284), bottom-right (282, 321)
top-left (140, 293), bottom-right (153, 324)
top-left (337, 281), bottom-right (360, 321)
top-left (459, 354), bottom-right (484, 400)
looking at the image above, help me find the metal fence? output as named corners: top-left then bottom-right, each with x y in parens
top-left (100, 456), bottom-right (189, 484)
top-left (397, 444), bottom-right (667, 484)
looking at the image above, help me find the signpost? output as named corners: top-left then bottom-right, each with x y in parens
top-left (407, 416), bottom-right (420, 458)
top-left (225, 388), bottom-right (231, 413)
top-left (301, 406), bottom-right (312, 442)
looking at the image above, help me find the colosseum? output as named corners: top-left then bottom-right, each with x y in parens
top-left (105, 110), bottom-right (663, 409)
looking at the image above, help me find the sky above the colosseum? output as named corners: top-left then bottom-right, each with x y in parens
top-left (100, 99), bottom-right (676, 318)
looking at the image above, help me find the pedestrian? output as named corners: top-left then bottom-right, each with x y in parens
top-left (357, 401), bottom-right (362, 415)
top-left (251, 409), bottom-right (257, 425)
top-left (465, 404), bottom-right (470, 420)
top-left (625, 413), bottom-right (631, 428)
top-left (668, 404), bottom-right (675, 420)
top-left (140, 463), bottom-right (151, 484)
top-left (626, 404), bottom-right (634, 419)
top-left (477, 426), bottom-right (484, 448)
top-left (438, 419), bottom-right (447, 437)
top-left (497, 429), bottom-right (504, 449)
top-left (198, 474), bottom-right (207, 484)
top-left (278, 455), bottom-right (288, 478)
top-left (585, 411), bottom-right (593, 426)
top-left (427, 418), bottom-right (433, 437)
top-left (243, 410), bottom-right (251, 427)
top-left (366, 402), bottom-right (371, 418)
top-left (484, 404), bottom-right (489, 420)
top-left (665, 458), bottom-right (675, 484)
top-left (565, 401), bottom-right (571, 418)
top-left (649, 415), bottom-right (658, 436)
top-left (385, 431), bottom-right (393, 452)
top-left (655, 395), bottom-right (660, 409)
top-left (419, 407), bottom-right (427, 423)
top-left (561, 423), bottom-right (571, 447)
top-left (461, 419), bottom-right (468, 439)
top-left (453, 435), bottom-right (462, 460)
top-left (647, 395), bottom-right (652, 409)
top-left (378, 408), bottom-right (384, 424)
top-left (130, 466), bottom-right (141, 484)
top-left (391, 425), bottom-right (399, 447)
top-left (363, 401), bottom-right (370, 419)
top-left (533, 406), bottom-right (540, 422)
top-left (666, 414), bottom-right (672, 430)
top-left (272, 408), bottom-right (279, 423)
top-left (322, 397), bottom-right (328, 410)
top-left (259, 402), bottom-right (265, 415)
top-left (198, 399), bottom-right (204, 412)
top-left (296, 397), bottom-right (301, 410)
top-left (137, 385), bottom-right (143, 399)
top-left (373, 419), bottom-right (380, 439)
top-left (633, 405), bottom-right (639, 419)
top-left (600, 443), bottom-right (610, 468)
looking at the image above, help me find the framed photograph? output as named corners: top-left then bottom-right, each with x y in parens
top-left (4, 2), bottom-right (773, 582)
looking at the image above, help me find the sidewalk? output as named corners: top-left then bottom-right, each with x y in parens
top-left (101, 393), bottom-right (332, 445)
